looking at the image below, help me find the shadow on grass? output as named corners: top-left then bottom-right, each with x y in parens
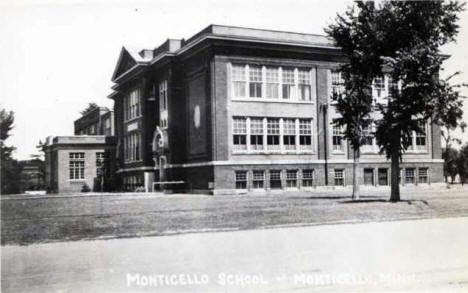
top-left (339, 199), bottom-right (430, 205)
top-left (289, 195), bottom-right (383, 200)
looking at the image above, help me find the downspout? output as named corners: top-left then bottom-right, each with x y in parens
top-left (322, 104), bottom-right (329, 186)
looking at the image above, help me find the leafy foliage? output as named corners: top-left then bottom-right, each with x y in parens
top-left (458, 144), bottom-right (468, 185)
top-left (80, 102), bottom-right (99, 116)
top-left (326, 1), bottom-right (465, 201)
top-left (1, 109), bottom-right (22, 194)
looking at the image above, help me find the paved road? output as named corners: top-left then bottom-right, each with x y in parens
top-left (2, 217), bottom-right (468, 292)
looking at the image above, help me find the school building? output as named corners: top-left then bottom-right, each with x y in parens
top-left (107, 24), bottom-right (443, 194)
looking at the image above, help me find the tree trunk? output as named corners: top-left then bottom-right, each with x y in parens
top-left (352, 148), bottom-right (360, 200)
top-left (390, 151), bottom-right (401, 202)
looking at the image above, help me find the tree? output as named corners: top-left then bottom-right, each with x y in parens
top-left (327, 1), bottom-right (465, 202)
top-left (1, 109), bottom-right (22, 194)
top-left (80, 102), bottom-right (99, 116)
top-left (443, 147), bottom-right (459, 183)
top-left (458, 144), bottom-right (468, 185)
top-left (326, 3), bottom-right (379, 199)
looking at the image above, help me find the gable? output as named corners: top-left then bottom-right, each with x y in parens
top-left (112, 48), bottom-right (138, 81)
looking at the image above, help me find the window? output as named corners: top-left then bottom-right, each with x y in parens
top-left (104, 118), bottom-right (112, 136)
top-left (415, 121), bottom-right (427, 149)
top-left (334, 169), bottom-right (345, 186)
top-left (124, 88), bottom-right (141, 120)
top-left (253, 170), bottom-right (265, 189)
top-left (299, 119), bottom-right (313, 150)
top-left (267, 118), bottom-right (280, 150)
top-left (282, 68), bottom-right (295, 99)
top-left (362, 123), bottom-right (374, 146)
top-left (419, 168), bottom-right (428, 184)
top-left (249, 65), bottom-right (262, 98)
top-left (373, 76), bottom-right (385, 98)
top-left (298, 69), bottom-right (311, 101)
top-left (286, 170), bottom-right (298, 188)
top-left (266, 67), bottom-right (279, 98)
top-left (332, 125), bottom-right (343, 151)
top-left (387, 76), bottom-right (398, 99)
top-left (96, 152), bottom-right (109, 177)
top-left (331, 70), bottom-right (344, 96)
top-left (302, 169), bottom-right (314, 187)
top-left (378, 168), bottom-right (388, 186)
top-left (269, 170), bottom-right (282, 189)
top-left (250, 118), bottom-right (264, 150)
top-left (159, 80), bottom-right (168, 129)
top-left (235, 171), bottom-right (247, 189)
top-left (283, 119), bottom-right (296, 150)
top-left (233, 117), bottom-right (247, 150)
top-left (69, 153), bottom-right (85, 180)
top-left (124, 133), bottom-right (141, 162)
top-left (231, 64), bottom-right (314, 102)
top-left (159, 80), bottom-right (168, 111)
top-left (232, 64), bottom-right (247, 97)
top-left (405, 168), bottom-right (415, 184)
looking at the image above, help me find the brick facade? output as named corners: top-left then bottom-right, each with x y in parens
top-left (108, 25), bottom-right (444, 194)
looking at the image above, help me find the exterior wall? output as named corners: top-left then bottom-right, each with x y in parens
top-left (74, 107), bottom-right (110, 135)
top-left (43, 137), bottom-right (116, 193)
top-left (108, 26), bottom-right (445, 195)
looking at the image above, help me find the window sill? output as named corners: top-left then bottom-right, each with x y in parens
top-left (231, 98), bottom-right (314, 104)
top-left (124, 116), bottom-right (142, 124)
top-left (69, 180), bottom-right (86, 182)
top-left (232, 150), bottom-right (315, 155)
top-left (331, 150), bottom-right (345, 154)
top-left (405, 150), bottom-right (429, 154)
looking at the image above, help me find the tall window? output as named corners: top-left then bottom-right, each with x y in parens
top-left (252, 170), bottom-right (265, 189)
top-left (159, 80), bottom-right (168, 111)
top-left (331, 70), bottom-right (344, 96)
top-left (283, 119), bottom-right (296, 150)
top-left (415, 121), bottom-right (427, 149)
top-left (249, 65), bottom-right (262, 98)
top-left (267, 119), bottom-right (280, 150)
top-left (233, 117), bottom-right (247, 150)
top-left (298, 69), bottom-right (311, 101)
top-left (419, 168), bottom-right (428, 183)
top-left (250, 118), bottom-right (264, 150)
top-left (334, 169), bottom-right (344, 186)
top-left (125, 88), bottom-right (141, 120)
top-left (235, 171), bottom-right (247, 189)
top-left (299, 119), bottom-right (313, 150)
top-left (69, 153), bottom-right (85, 180)
top-left (362, 123), bottom-right (374, 146)
top-left (232, 64), bottom-right (247, 97)
top-left (302, 169), bottom-right (314, 187)
top-left (159, 80), bottom-right (168, 128)
top-left (387, 76), bottom-right (398, 99)
top-left (269, 170), bottom-right (282, 189)
top-left (282, 68), bottom-right (295, 99)
top-left (266, 67), bottom-right (279, 98)
top-left (286, 170), bottom-right (298, 187)
top-left (124, 133), bottom-right (141, 162)
top-left (373, 76), bottom-right (385, 98)
top-left (405, 168), bottom-right (415, 184)
top-left (332, 125), bottom-right (343, 151)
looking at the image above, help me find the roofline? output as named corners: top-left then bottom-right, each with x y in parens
top-left (110, 33), bottom-right (340, 87)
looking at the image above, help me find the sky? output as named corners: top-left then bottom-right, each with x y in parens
top-left (1, 0), bottom-right (467, 160)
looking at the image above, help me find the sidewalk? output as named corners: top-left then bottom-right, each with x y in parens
top-left (3, 217), bottom-right (468, 292)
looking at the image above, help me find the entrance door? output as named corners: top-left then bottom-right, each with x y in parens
top-left (364, 168), bottom-right (374, 186)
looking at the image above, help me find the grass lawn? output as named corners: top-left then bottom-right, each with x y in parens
top-left (2, 187), bottom-right (468, 246)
